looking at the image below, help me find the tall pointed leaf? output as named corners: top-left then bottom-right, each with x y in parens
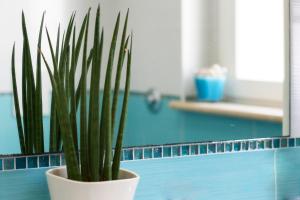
top-left (11, 44), bottom-right (26, 154)
top-left (111, 10), bottom-right (129, 138)
top-left (88, 6), bottom-right (102, 181)
top-left (69, 26), bottom-right (78, 153)
top-left (101, 13), bottom-right (120, 181)
top-left (35, 12), bottom-right (45, 153)
top-left (112, 36), bottom-right (132, 179)
top-left (22, 12), bottom-right (35, 154)
top-left (42, 52), bottom-right (81, 180)
top-left (80, 11), bottom-right (90, 181)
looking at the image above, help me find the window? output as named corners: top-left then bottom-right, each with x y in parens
top-left (235, 0), bottom-right (285, 83)
top-left (218, 0), bottom-right (289, 105)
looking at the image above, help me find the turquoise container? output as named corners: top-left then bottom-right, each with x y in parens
top-left (195, 76), bottom-right (226, 102)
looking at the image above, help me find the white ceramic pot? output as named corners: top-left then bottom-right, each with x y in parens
top-left (46, 167), bottom-right (139, 200)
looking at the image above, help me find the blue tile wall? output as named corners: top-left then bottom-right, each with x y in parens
top-left (276, 148), bottom-right (300, 200)
top-left (190, 144), bottom-right (199, 155)
top-left (0, 93), bottom-right (282, 154)
top-left (2, 140), bottom-right (300, 200)
top-left (16, 157), bottom-right (26, 169)
top-left (4, 158), bottom-right (14, 170)
top-left (0, 137), bottom-right (291, 170)
top-left (0, 150), bottom-right (276, 200)
top-left (134, 149), bottom-right (143, 160)
top-left (28, 156), bottom-right (38, 168)
top-left (123, 151), bottom-right (276, 200)
top-left (0, 169), bottom-right (50, 200)
top-left (163, 147), bottom-right (171, 157)
top-left (50, 155), bottom-right (60, 167)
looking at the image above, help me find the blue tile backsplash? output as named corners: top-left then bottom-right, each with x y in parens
top-left (1, 138), bottom-right (300, 199)
top-left (0, 94), bottom-right (291, 200)
top-left (0, 93), bottom-right (282, 154)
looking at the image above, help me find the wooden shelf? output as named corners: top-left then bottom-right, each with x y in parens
top-left (169, 101), bottom-right (283, 122)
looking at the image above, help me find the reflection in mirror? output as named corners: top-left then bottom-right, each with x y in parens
top-left (0, 0), bottom-right (289, 155)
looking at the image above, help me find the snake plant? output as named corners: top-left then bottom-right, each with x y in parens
top-left (11, 12), bottom-right (45, 154)
top-left (42, 6), bottom-right (132, 181)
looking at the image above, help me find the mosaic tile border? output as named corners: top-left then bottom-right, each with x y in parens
top-left (0, 137), bottom-right (297, 171)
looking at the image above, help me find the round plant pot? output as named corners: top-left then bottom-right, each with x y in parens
top-left (46, 167), bottom-right (139, 200)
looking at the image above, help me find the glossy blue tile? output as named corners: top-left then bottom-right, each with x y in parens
top-left (250, 141), bottom-right (257, 150)
top-left (225, 143), bottom-right (233, 152)
top-left (39, 155), bottom-right (49, 167)
top-left (217, 143), bottom-right (225, 153)
top-left (208, 144), bottom-right (216, 153)
top-left (61, 154), bottom-right (66, 165)
top-left (124, 149), bottom-right (133, 161)
top-left (200, 144), bottom-right (207, 154)
top-left (190, 145), bottom-right (199, 155)
top-left (172, 146), bottom-right (181, 157)
top-left (258, 141), bottom-right (265, 150)
top-left (0, 168), bottom-right (50, 200)
top-left (16, 157), bottom-right (26, 169)
top-left (276, 148), bottom-right (300, 200)
top-left (27, 156), bottom-right (38, 168)
top-left (241, 141), bottom-right (249, 151)
top-left (0, 150), bottom-right (278, 200)
top-left (134, 149), bottom-right (143, 160)
top-left (265, 140), bottom-right (272, 149)
top-left (296, 138), bottom-right (300, 146)
top-left (289, 138), bottom-right (295, 147)
top-left (181, 145), bottom-right (190, 156)
top-left (50, 155), bottom-right (60, 166)
top-left (3, 158), bottom-right (14, 170)
top-left (122, 150), bottom-right (276, 200)
top-left (234, 142), bottom-right (241, 151)
top-left (163, 147), bottom-right (171, 157)
top-left (281, 138), bottom-right (288, 148)
top-left (274, 139), bottom-right (280, 148)
top-left (144, 148), bottom-right (153, 159)
top-left (153, 147), bottom-right (162, 158)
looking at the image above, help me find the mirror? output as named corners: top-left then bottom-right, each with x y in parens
top-left (0, 0), bottom-right (289, 155)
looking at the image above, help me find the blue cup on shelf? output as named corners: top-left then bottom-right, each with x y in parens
top-left (194, 76), bottom-right (226, 102)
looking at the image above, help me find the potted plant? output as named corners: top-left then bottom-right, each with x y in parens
top-left (41, 6), bottom-right (139, 200)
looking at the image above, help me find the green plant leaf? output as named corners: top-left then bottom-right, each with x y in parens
top-left (111, 10), bottom-right (129, 138)
top-left (69, 26), bottom-right (79, 154)
top-left (22, 12), bottom-right (35, 154)
top-left (42, 51), bottom-right (81, 180)
top-left (11, 44), bottom-right (26, 154)
top-left (112, 35), bottom-right (132, 179)
top-left (101, 12), bottom-right (120, 181)
top-left (75, 48), bottom-right (94, 109)
top-left (88, 5), bottom-right (102, 181)
top-left (80, 11), bottom-right (90, 181)
top-left (47, 27), bottom-right (60, 152)
top-left (35, 12), bottom-right (45, 153)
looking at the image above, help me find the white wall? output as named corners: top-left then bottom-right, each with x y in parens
top-left (93, 0), bottom-right (183, 96)
top-left (218, 0), bottom-right (285, 105)
top-left (0, 0), bottom-right (69, 114)
top-left (0, 0), bottom-right (185, 116)
top-left (181, 0), bottom-right (219, 99)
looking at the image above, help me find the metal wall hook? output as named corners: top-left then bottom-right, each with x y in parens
top-left (145, 88), bottom-right (162, 113)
